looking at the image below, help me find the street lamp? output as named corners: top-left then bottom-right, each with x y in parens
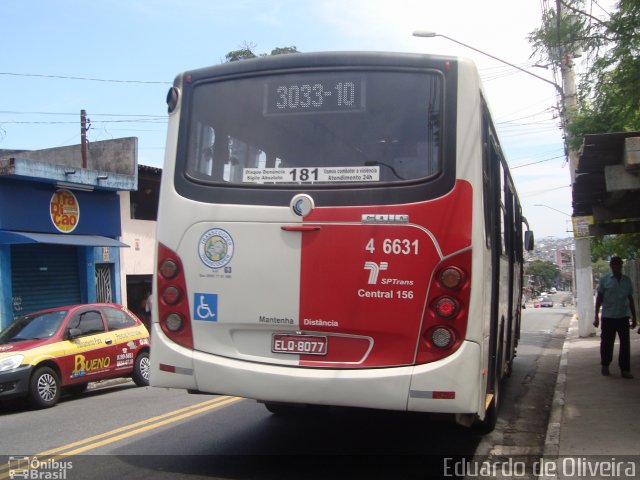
top-left (412, 31), bottom-right (563, 95)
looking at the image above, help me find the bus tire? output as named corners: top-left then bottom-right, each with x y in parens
top-left (474, 330), bottom-right (504, 433)
top-left (263, 401), bottom-right (305, 415)
top-left (474, 364), bottom-right (501, 434)
top-left (28, 366), bottom-right (61, 409)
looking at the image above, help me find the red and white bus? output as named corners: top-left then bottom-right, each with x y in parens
top-left (151, 52), bottom-right (533, 431)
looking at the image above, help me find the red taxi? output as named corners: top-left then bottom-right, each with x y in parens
top-left (0, 303), bottom-right (150, 408)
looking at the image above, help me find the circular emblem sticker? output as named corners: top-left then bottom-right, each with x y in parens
top-left (50, 189), bottom-right (80, 233)
top-left (198, 228), bottom-right (234, 269)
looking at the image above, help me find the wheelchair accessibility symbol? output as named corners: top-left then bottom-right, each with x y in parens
top-left (194, 293), bottom-right (218, 321)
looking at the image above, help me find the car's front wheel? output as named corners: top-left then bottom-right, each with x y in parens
top-left (29, 366), bottom-right (61, 409)
top-left (132, 351), bottom-right (150, 387)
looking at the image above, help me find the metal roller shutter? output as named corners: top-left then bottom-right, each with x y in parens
top-left (11, 244), bottom-right (81, 315)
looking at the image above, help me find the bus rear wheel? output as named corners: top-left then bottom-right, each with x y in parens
top-left (263, 401), bottom-right (301, 415)
top-left (474, 387), bottom-right (499, 434)
top-left (474, 336), bottom-right (503, 433)
top-left (263, 401), bottom-right (327, 415)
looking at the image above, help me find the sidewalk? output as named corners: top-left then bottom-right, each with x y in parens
top-left (543, 315), bottom-right (640, 477)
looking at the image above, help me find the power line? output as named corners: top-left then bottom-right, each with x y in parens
top-left (521, 184), bottom-right (571, 197)
top-left (1, 119), bottom-right (166, 125)
top-left (0, 71), bottom-right (171, 85)
top-left (0, 110), bottom-right (164, 117)
top-left (511, 155), bottom-right (566, 168)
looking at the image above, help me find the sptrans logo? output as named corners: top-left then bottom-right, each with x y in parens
top-left (363, 261), bottom-right (388, 284)
top-left (50, 189), bottom-right (79, 233)
top-left (198, 228), bottom-right (234, 269)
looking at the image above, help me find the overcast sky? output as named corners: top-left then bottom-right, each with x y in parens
top-left (0, 0), bottom-right (614, 239)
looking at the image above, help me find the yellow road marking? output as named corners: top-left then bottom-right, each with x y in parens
top-left (0, 395), bottom-right (243, 479)
top-left (40, 396), bottom-right (233, 456)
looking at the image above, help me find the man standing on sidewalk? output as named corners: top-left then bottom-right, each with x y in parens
top-left (593, 256), bottom-right (637, 378)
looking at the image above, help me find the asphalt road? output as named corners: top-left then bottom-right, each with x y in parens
top-left (0, 305), bottom-right (572, 480)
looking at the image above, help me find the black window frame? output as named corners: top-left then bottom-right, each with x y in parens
top-left (171, 53), bottom-right (459, 208)
top-left (71, 310), bottom-right (106, 337)
top-left (102, 306), bottom-right (137, 331)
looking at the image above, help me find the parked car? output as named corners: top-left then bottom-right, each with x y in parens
top-left (0, 303), bottom-right (150, 408)
top-left (539, 297), bottom-right (554, 308)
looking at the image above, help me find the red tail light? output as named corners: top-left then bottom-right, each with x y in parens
top-left (435, 297), bottom-right (458, 318)
top-left (162, 286), bottom-right (181, 305)
top-left (416, 249), bottom-right (471, 364)
top-left (439, 267), bottom-right (464, 289)
top-left (157, 243), bottom-right (193, 349)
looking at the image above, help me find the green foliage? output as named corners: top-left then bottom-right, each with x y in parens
top-left (529, 0), bottom-right (640, 151)
top-left (224, 44), bottom-right (299, 62)
top-left (525, 260), bottom-right (561, 288)
top-left (592, 258), bottom-right (610, 279)
top-left (590, 234), bottom-right (640, 262)
top-left (528, 4), bottom-right (587, 64)
top-left (269, 46), bottom-right (300, 56)
top-left (224, 47), bottom-right (257, 62)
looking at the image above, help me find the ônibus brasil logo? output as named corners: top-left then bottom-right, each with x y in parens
top-left (8, 456), bottom-right (72, 479)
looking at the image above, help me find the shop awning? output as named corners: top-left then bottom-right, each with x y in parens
top-left (0, 230), bottom-right (129, 247)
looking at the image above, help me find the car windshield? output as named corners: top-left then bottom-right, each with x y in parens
top-left (0, 310), bottom-right (68, 344)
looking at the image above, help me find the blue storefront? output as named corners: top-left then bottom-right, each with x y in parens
top-left (0, 160), bottom-right (132, 329)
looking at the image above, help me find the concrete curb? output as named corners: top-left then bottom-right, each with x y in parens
top-left (539, 314), bottom-right (577, 480)
top-left (86, 377), bottom-right (134, 391)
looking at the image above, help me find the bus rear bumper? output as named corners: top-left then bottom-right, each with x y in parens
top-left (153, 338), bottom-right (482, 415)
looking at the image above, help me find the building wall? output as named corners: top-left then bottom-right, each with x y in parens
top-left (0, 139), bottom-right (136, 328)
top-left (624, 260), bottom-right (640, 320)
top-left (118, 191), bottom-right (156, 310)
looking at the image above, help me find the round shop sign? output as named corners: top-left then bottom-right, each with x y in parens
top-left (50, 189), bottom-right (80, 233)
top-left (198, 228), bottom-right (234, 269)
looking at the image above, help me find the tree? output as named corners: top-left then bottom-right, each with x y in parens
top-left (590, 233), bottom-right (640, 261)
top-left (592, 258), bottom-right (610, 280)
top-left (224, 43), bottom-right (299, 62)
top-left (529, 1), bottom-right (640, 260)
top-left (525, 260), bottom-right (561, 289)
top-left (528, 0), bottom-right (640, 151)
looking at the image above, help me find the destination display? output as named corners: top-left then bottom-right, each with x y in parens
top-left (264, 77), bottom-right (365, 115)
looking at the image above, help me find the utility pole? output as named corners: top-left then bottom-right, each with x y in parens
top-left (556, 0), bottom-right (596, 337)
top-left (81, 109), bottom-right (88, 169)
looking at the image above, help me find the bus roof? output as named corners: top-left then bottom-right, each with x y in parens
top-left (175, 51), bottom-right (471, 84)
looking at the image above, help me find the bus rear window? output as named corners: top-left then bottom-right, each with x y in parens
top-left (184, 70), bottom-right (443, 186)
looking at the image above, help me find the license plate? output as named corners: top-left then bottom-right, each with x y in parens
top-left (272, 334), bottom-right (328, 356)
